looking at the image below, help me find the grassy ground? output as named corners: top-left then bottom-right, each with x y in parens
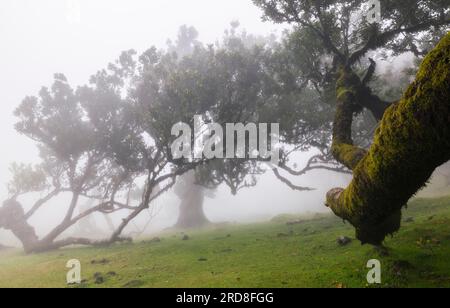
top-left (1, 196), bottom-right (450, 288)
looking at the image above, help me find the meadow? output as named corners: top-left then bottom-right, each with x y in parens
top-left (1, 196), bottom-right (449, 288)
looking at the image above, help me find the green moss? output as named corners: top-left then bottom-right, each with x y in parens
top-left (328, 33), bottom-right (450, 245)
top-left (331, 67), bottom-right (368, 169)
top-left (331, 143), bottom-right (367, 170)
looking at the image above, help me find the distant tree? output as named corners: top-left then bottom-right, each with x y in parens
top-left (167, 25), bottom-right (202, 58)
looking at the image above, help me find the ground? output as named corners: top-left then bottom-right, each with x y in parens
top-left (1, 195), bottom-right (450, 288)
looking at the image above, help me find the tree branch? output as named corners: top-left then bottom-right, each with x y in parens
top-left (349, 19), bottom-right (450, 64)
top-left (24, 188), bottom-right (62, 220)
top-left (272, 168), bottom-right (314, 192)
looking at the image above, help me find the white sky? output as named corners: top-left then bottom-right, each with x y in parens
top-left (0, 0), bottom-right (287, 197)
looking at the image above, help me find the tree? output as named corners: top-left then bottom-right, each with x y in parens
top-left (327, 33), bottom-right (450, 244)
top-left (1, 49), bottom-right (193, 253)
top-left (134, 25), bottom-right (339, 230)
top-left (164, 26), bottom-right (270, 228)
top-left (0, 71), bottom-right (139, 253)
top-left (173, 171), bottom-right (210, 229)
top-left (163, 25), bottom-right (324, 228)
top-left (1, 28), bottom-right (279, 252)
top-left (254, 0), bottom-right (450, 245)
top-left (167, 25), bottom-right (202, 58)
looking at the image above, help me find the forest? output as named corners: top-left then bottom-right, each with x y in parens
top-left (0, 0), bottom-right (449, 290)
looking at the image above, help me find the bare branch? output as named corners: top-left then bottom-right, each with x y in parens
top-left (272, 168), bottom-right (314, 192)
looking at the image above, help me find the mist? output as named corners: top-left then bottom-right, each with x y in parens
top-left (0, 0), bottom-right (442, 246)
top-left (1, 0), bottom-right (449, 290)
top-left (0, 0), bottom-right (347, 246)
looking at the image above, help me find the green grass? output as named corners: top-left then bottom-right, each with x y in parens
top-left (1, 196), bottom-right (450, 288)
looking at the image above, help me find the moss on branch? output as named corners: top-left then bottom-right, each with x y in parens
top-left (331, 68), bottom-right (367, 170)
top-left (327, 33), bottom-right (450, 245)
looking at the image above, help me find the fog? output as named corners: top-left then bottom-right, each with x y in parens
top-left (0, 0), bottom-right (284, 185)
top-left (0, 0), bottom-right (423, 246)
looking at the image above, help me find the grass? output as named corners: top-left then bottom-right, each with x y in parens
top-left (1, 196), bottom-right (450, 288)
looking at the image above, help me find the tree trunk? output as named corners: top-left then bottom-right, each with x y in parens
top-left (175, 184), bottom-right (208, 229)
top-left (174, 171), bottom-right (209, 229)
top-left (0, 200), bottom-right (39, 253)
top-left (0, 199), bottom-right (125, 254)
top-left (326, 33), bottom-right (450, 245)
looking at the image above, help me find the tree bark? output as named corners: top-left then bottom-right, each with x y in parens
top-left (0, 198), bottom-right (126, 254)
top-left (41, 192), bottom-right (80, 244)
top-left (175, 185), bottom-right (208, 229)
top-left (0, 200), bottom-right (39, 253)
top-left (174, 172), bottom-right (209, 229)
top-left (326, 33), bottom-right (450, 245)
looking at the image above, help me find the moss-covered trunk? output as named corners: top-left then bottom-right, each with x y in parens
top-left (327, 33), bottom-right (450, 245)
